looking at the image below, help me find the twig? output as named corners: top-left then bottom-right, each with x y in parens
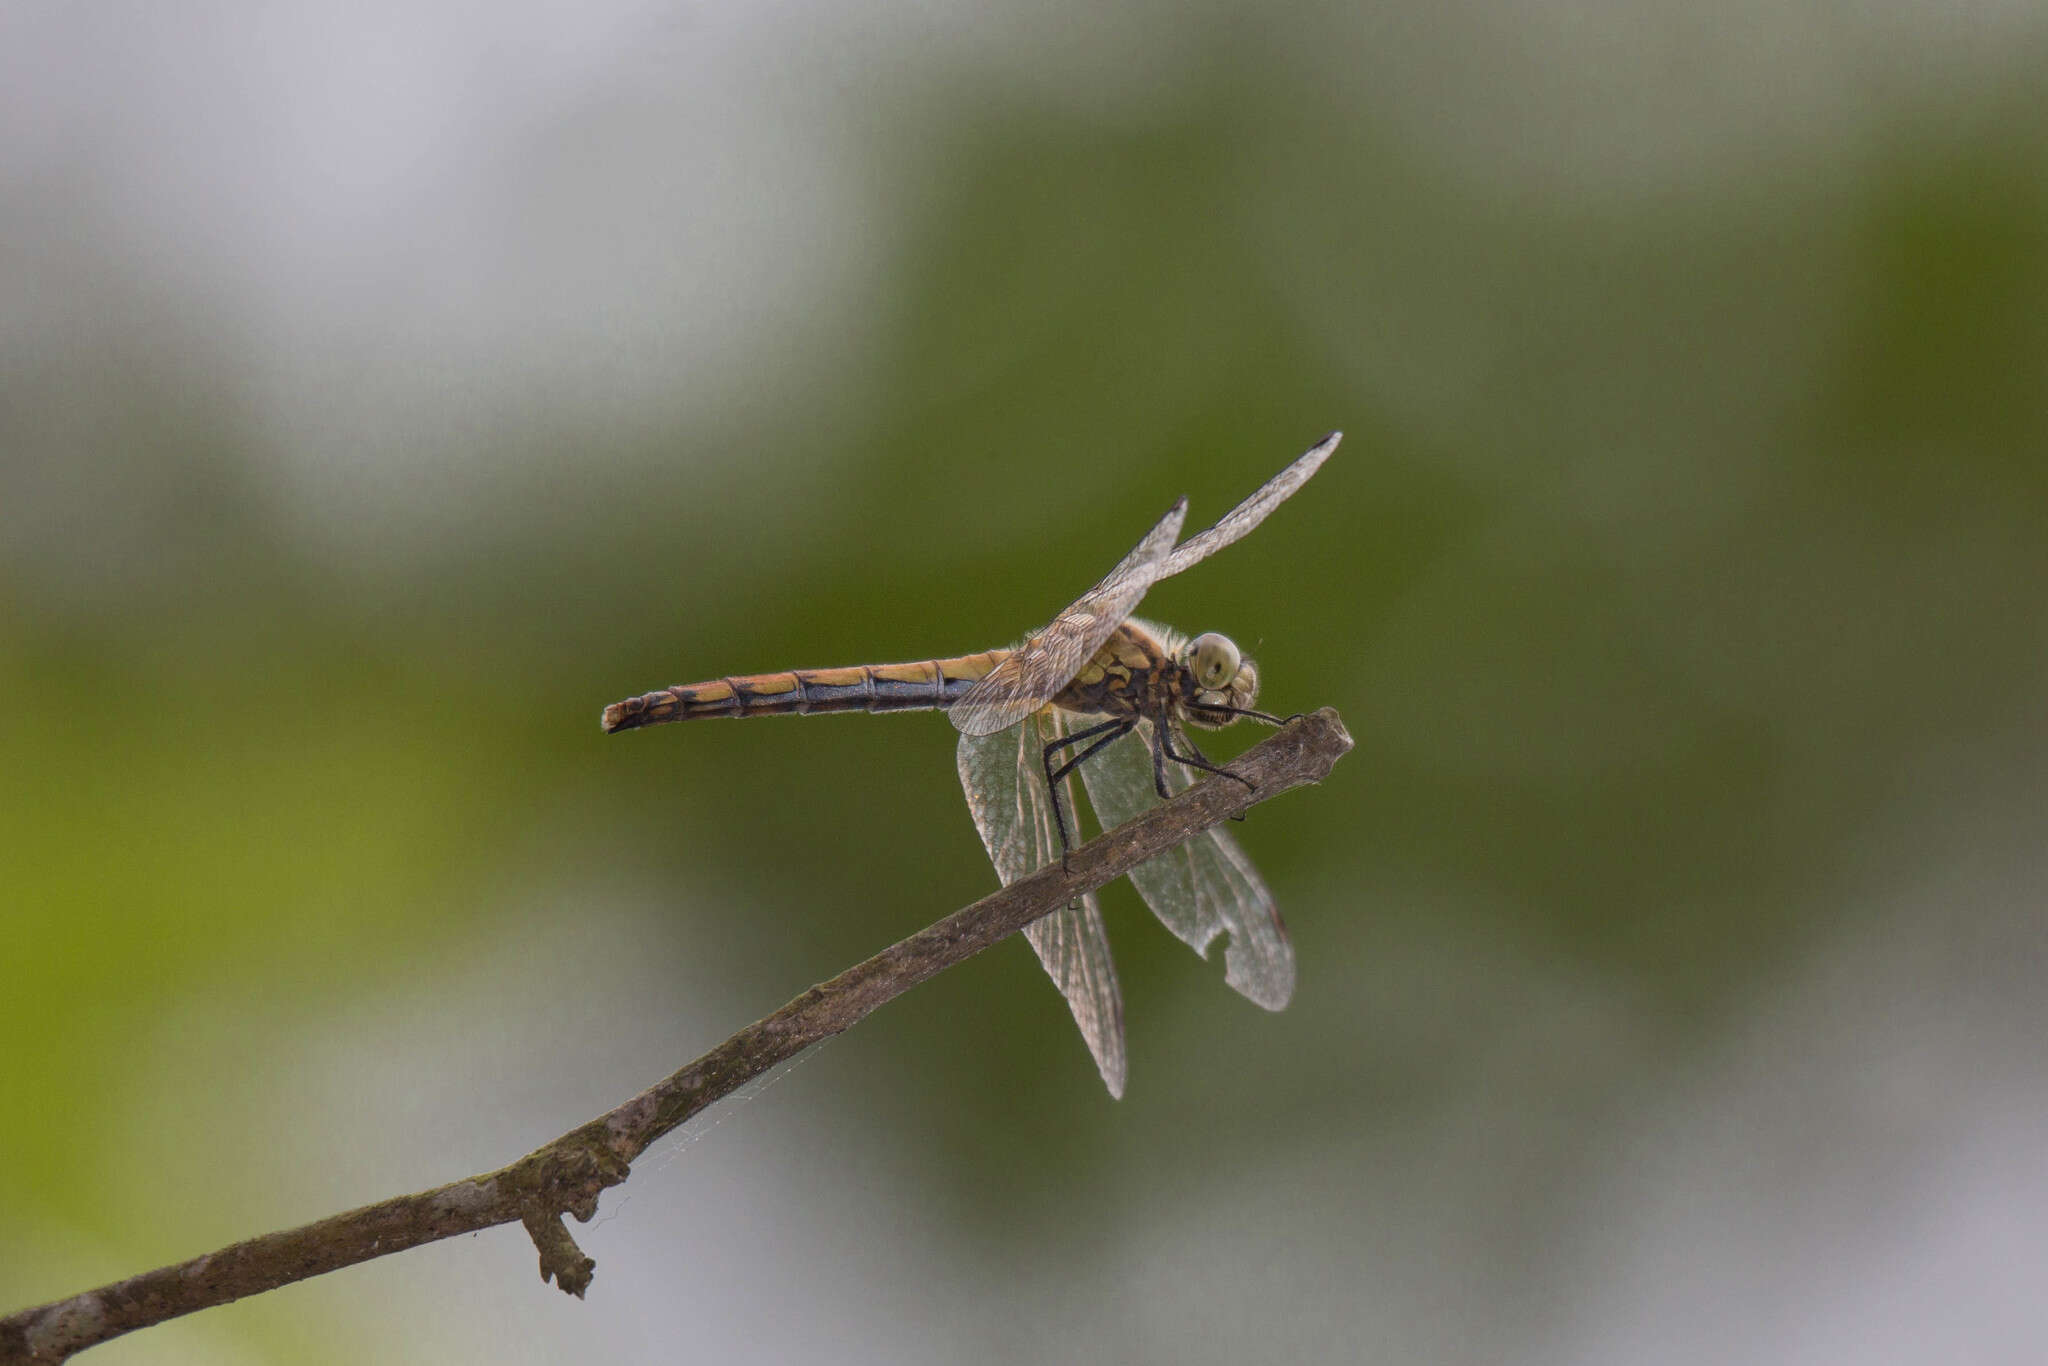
top-left (1, 709), bottom-right (1353, 1363)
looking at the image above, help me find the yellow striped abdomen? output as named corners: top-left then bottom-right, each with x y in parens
top-left (600, 651), bottom-right (1008, 732)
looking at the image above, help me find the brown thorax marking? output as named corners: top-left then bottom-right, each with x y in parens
top-left (1051, 622), bottom-right (1177, 721)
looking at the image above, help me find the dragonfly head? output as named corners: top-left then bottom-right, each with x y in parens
top-left (1180, 631), bottom-right (1260, 727)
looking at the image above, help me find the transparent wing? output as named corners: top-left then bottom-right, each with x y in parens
top-left (1075, 719), bottom-right (1295, 1011)
top-left (949, 497), bottom-right (1189, 738)
top-left (1154, 431), bottom-right (1340, 581)
top-left (957, 708), bottom-right (1128, 1096)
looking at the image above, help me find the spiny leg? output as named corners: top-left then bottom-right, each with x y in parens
top-left (1163, 720), bottom-right (1253, 794)
top-left (1172, 729), bottom-right (1222, 770)
top-left (1041, 717), bottom-right (1135, 863)
top-left (1155, 723), bottom-right (1257, 823)
top-left (1180, 707), bottom-right (1290, 818)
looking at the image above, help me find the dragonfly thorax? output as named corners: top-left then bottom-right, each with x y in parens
top-left (1046, 619), bottom-right (1260, 729)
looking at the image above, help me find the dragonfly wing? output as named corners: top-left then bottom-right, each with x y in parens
top-left (1154, 432), bottom-right (1339, 582)
top-left (952, 433), bottom-right (1334, 738)
top-left (957, 708), bottom-right (1128, 1096)
top-left (1020, 894), bottom-right (1126, 1098)
top-left (1075, 719), bottom-right (1295, 1011)
top-left (949, 497), bottom-right (1189, 738)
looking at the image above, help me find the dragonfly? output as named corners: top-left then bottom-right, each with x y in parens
top-left (602, 432), bottom-right (1338, 1096)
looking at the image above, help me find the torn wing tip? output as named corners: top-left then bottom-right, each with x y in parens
top-left (1226, 967), bottom-right (1296, 1012)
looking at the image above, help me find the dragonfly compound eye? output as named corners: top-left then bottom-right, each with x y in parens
top-left (1186, 633), bottom-right (1242, 692)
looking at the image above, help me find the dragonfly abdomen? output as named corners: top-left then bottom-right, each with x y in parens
top-left (601, 651), bottom-right (1008, 731)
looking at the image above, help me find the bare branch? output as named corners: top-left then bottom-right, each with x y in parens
top-left (1, 709), bottom-right (1353, 1364)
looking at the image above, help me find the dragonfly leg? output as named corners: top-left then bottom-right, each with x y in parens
top-left (1157, 724), bottom-right (1257, 804)
top-left (1043, 718), bottom-right (1135, 864)
top-left (1184, 702), bottom-right (1293, 811)
top-left (1173, 730), bottom-right (1254, 822)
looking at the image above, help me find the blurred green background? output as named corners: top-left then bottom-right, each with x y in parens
top-left (6, 2), bottom-right (2047, 1362)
